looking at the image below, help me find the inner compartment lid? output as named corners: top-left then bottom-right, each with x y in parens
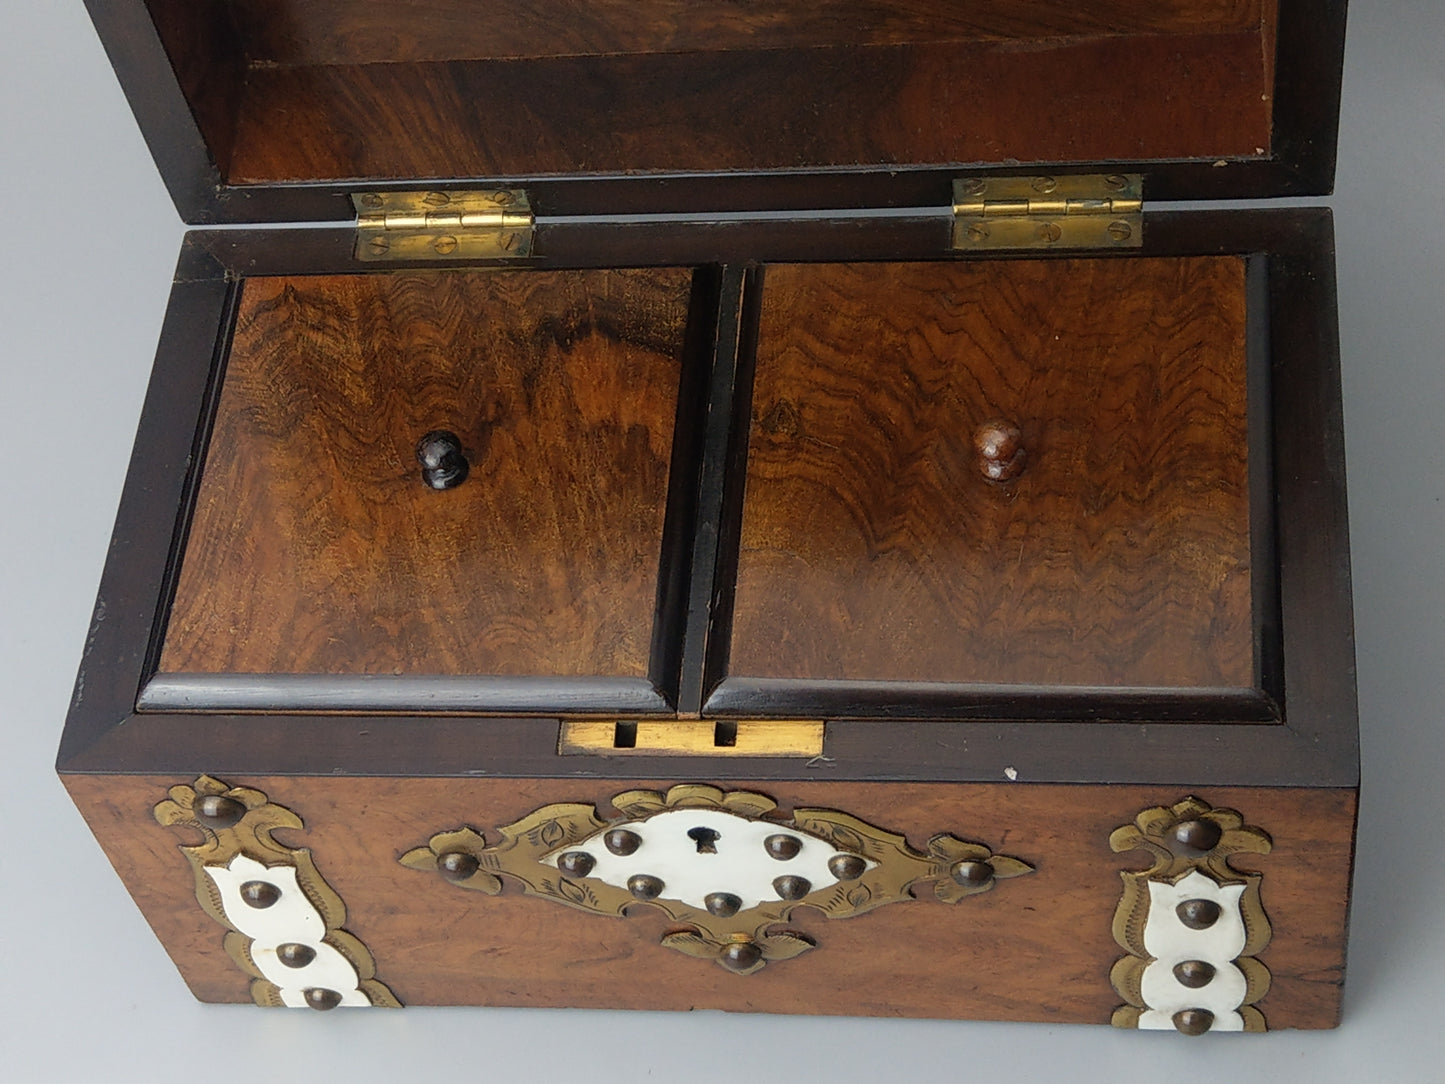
top-left (88, 1), bottom-right (1346, 226)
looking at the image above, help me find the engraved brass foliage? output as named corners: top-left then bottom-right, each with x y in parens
top-left (401, 783), bottom-right (1033, 974)
top-left (1109, 796), bottom-right (1272, 1034)
top-left (155, 775), bottom-right (400, 1008)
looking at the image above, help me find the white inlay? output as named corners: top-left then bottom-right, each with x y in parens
top-left (1143, 872), bottom-right (1247, 963)
top-left (1133, 870), bottom-right (1254, 1030)
top-left (205, 854), bottom-right (371, 1008)
top-left (544, 809), bottom-right (870, 911)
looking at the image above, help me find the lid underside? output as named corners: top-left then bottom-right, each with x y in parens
top-left (90, 0), bottom-right (1345, 222)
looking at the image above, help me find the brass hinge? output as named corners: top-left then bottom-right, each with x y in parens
top-left (352, 189), bottom-right (534, 262)
top-left (952, 173), bottom-right (1143, 252)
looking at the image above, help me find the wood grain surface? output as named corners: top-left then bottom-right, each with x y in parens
top-left (729, 257), bottom-right (1254, 692)
top-left (224, 32), bottom-right (1274, 185)
top-left (64, 774), bottom-right (1353, 1028)
top-left (158, 269), bottom-right (693, 681)
top-left (221, 0), bottom-right (1271, 64)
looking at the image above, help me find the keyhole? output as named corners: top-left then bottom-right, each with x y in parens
top-left (687, 827), bottom-right (721, 854)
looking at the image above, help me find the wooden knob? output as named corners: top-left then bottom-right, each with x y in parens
top-left (974, 419), bottom-right (1026, 482)
top-left (416, 429), bottom-right (469, 489)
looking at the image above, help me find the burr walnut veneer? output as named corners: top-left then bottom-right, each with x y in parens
top-left (62, 0), bottom-right (1355, 1033)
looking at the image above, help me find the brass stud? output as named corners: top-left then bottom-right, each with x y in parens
top-left (557, 851), bottom-right (595, 877)
top-left (194, 794), bottom-right (246, 829)
top-left (628, 874), bottom-right (664, 899)
top-left (1170, 818), bottom-right (1223, 855)
top-left (304, 987), bottom-right (344, 1011)
top-left (605, 829), bottom-right (642, 856)
top-left (950, 860), bottom-right (995, 888)
top-left (773, 875), bottom-right (812, 900)
top-left (705, 892), bottom-right (743, 917)
top-left (1038, 221), bottom-right (1063, 244)
top-left (277, 943), bottom-right (317, 969)
top-left (1173, 960), bottom-right (1217, 989)
top-left (764, 834), bottom-right (802, 860)
top-left (239, 880), bottom-right (281, 909)
top-left (719, 941), bottom-right (764, 972)
top-left (436, 850), bottom-right (480, 883)
top-left (1172, 1008), bottom-right (1215, 1036)
top-left (829, 854), bottom-right (867, 881)
top-left (1107, 220), bottom-right (1134, 242)
top-left (1176, 898), bottom-right (1223, 930)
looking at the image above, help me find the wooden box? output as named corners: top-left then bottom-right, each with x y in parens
top-left (62, 0), bottom-right (1356, 1032)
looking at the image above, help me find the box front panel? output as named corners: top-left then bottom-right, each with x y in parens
top-left (65, 774), bottom-right (1353, 1029)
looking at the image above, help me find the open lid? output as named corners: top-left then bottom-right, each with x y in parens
top-left (86, 0), bottom-right (1346, 224)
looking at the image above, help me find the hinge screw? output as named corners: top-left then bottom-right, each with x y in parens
top-left (359, 192), bottom-right (384, 209)
top-left (492, 190), bottom-right (514, 206)
top-left (367, 235), bottom-right (391, 256)
top-left (423, 191), bottom-right (451, 207)
top-left (500, 232), bottom-right (519, 252)
top-left (958, 178), bottom-right (986, 197)
top-left (966, 222), bottom-right (990, 243)
top-left (1037, 222), bottom-right (1063, 243)
top-left (1104, 174), bottom-right (1130, 191)
top-left (1031, 176), bottom-right (1058, 194)
top-left (433, 235), bottom-right (459, 255)
top-left (1107, 220), bottom-right (1134, 242)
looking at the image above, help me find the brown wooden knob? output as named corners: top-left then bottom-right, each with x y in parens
top-left (974, 419), bottom-right (1026, 482)
top-left (705, 892), bottom-right (743, 917)
top-left (194, 794), bottom-right (246, 829)
top-left (719, 941), bottom-right (764, 972)
top-left (950, 859), bottom-right (995, 888)
top-left (829, 854), bottom-right (867, 881)
top-left (773, 875), bottom-right (812, 900)
top-left (436, 850), bottom-right (480, 882)
top-left (416, 429), bottom-right (469, 489)
top-left (1176, 898), bottom-right (1223, 930)
top-left (1170, 818), bottom-right (1223, 855)
top-left (1173, 960), bottom-right (1217, 988)
top-left (764, 834), bottom-right (802, 860)
top-left (304, 987), bottom-right (343, 1011)
top-left (605, 829), bottom-right (642, 856)
top-left (557, 851), bottom-right (596, 877)
top-left (239, 880), bottom-right (282, 909)
top-left (628, 874), bottom-right (665, 899)
top-left (277, 943), bottom-right (318, 969)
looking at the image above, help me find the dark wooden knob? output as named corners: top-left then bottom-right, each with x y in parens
top-left (416, 429), bottom-right (469, 490)
top-left (974, 419), bottom-right (1026, 482)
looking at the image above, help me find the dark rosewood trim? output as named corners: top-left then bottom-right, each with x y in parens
top-left (702, 679), bottom-right (1279, 724)
top-left (645, 267), bottom-right (725, 707)
top-left (137, 674), bottom-right (673, 715)
top-left (57, 210), bottom-right (1356, 788)
top-left (675, 266), bottom-right (750, 715)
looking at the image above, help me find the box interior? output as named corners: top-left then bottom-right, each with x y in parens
top-left (150, 255), bottom-right (1264, 720)
top-left (141, 0), bottom-right (1280, 188)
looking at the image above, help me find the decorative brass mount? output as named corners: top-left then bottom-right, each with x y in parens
top-left (155, 776), bottom-right (400, 1009)
top-left (402, 784), bottom-right (1033, 975)
top-left (1110, 796), bottom-right (1272, 1034)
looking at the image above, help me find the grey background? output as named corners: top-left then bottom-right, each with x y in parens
top-left (2, 3), bottom-right (1441, 1080)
